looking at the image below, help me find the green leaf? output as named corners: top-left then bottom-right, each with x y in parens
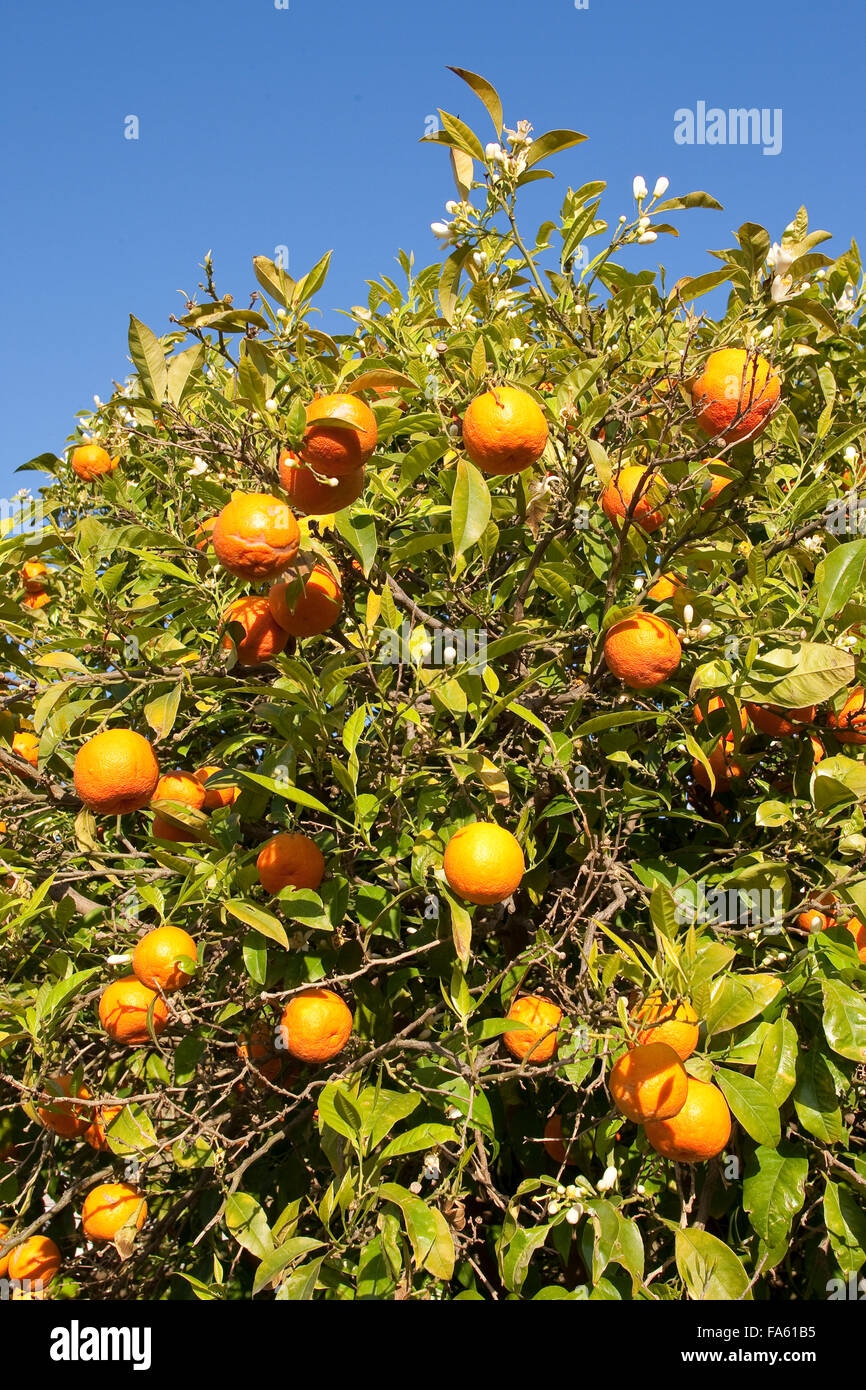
top-left (793, 1047), bottom-right (844, 1145)
top-left (378, 1123), bottom-right (458, 1162)
top-left (447, 66), bottom-right (503, 135)
top-left (523, 129), bottom-right (587, 170)
top-left (822, 979), bottom-right (866, 1062)
top-left (379, 1183), bottom-right (455, 1280)
top-left (673, 1226), bottom-right (752, 1301)
top-left (816, 539), bottom-right (866, 621)
top-left (824, 1179), bottom-right (866, 1276)
top-left (128, 315), bottom-right (167, 403)
top-left (704, 973), bottom-right (783, 1037)
top-left (743, 1144), bottom-right (809, 1246)
top-left (716, 1068), bottom-right (781, 1148)
top-left (252, 1237), bottom-right (325, 1295)
top-left (451, 457), bottom-right (491, 560)
top-left (224, 900), bottom-right (289, 949)
top-left (225, 1193), bottom-right (273, 1260)
top-left (253, 255), bottom-right (296, 308)
top-left (754, 1016), bottom-right (798, 1105)
top-left (335, 508), bottom-right (378, 576)
top-left (144, 682), bottom-right (182, 741)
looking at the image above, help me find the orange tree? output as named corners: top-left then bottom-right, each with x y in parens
top-left (1, 68), bottom-right (865, 1302)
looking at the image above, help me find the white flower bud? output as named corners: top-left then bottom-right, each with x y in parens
top-left (698, 621), bottom-right (713, 637)
top-left (597, 1165), bottom-right (618, 1193)
top-left (509, 338), bottom-right (523, 351)
top-left (430, 221), bottom-right (453, 241)
top-left (276, 308), bottom-right (287, 320)
top-left (638, 230), bottom-right (658, 244)
top-left (445, 200), bottom-right (459, 214)
top-left (565, 1207), bottom-right (580, 1225)
top-left (618, 214), bottom-right (627, 223)
top-left (638, 216), bottom-right (651, 230)
top-left (264, 398), bottom-right (278, 413)
top-left (547, 1201), bottom-right (560, 1216)
top-left (442, 645), bottom-right (457, 663)
top-left (485, 142), bottom-right (504, 163)
top-left (844, 446), bottom-right (859, 462)
top-left (683, 604), bottom-right (694, 625)
top-left (653, 176), bottom-right (669, 198)
top-left (633, 175), bottom-right (648, 201)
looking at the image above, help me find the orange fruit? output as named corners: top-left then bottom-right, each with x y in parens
top-left (631, 992), bottom-right (700, 1061)
top-left (462, 387), bottom-right (549, 476)
top-left (150, 770), bottom-right (206, 842)
top-left (604, 613), bottom-right (682, 689)
top-left (212, 492), bottom-right (300, 580)
top-left (81, 1183), bottom-right (147, 1243)
top-left (809, 735), bottom-right (826, 764)
top-left (443, 822), bottom-right (525, 906)
top-left (221, 596), bottom-right (289, 667)
top-left (269, 564), bottom-right (343, 638)
top-left (194, 765), bottom-right (240, 809)
top-left (0, 1223), bottom-right (10, 1278)
top-left (21, 560), bottom-right (48, 591)
top-left (692, 745), bottom-right (745, 793)
top-left (301, 394), bottom-right (378, 477)
top-left (132, 925), bottom-right (197, 993)
top-left (22, 590), bottom-right (50, 610)
top-left (74, 729), bottom-right (160, 815)
top-left (256, 832), bottom-right (325, 894)
top-left (237, 1020), bottom-right (280, 1072)
top-left (83, 1105), bottom-right (123, 1152)
top-left (691, 348), bottom-right (781, 443)
top-left (503, 995), bottom-right (562, 1063)
top-left (647, 573), bottom-right (682, 602)
top-left (745, 703), bottom-right (816, 737)
top-left (194, 517), bottom-right (216, 551)
top-left (12, 731), bottom-right (39, 767)
top-left (71, 444), bottom-right (118, 480)
top-left (609, 1043), bottom-right (688, 1123)
top-left (542, 1114), bottom-right (576, 1166)
top-left (828, 687), bottom-right (866, 744)
top-left (701, 465), bottom-right (736, 510)
top-left (279, 988), bottom-right (353, 1063)
top-left (36, 1074), bottom-right (91, 1138)
top-left (796, 891), bottom-right (837, 934)
top-left (6, 1235), bottom-right (62, 1286)
top-left (693, 696), bottom-right (747, 748)
top-left (601, 465), bottom-right (666, 532)
top-left (644, 1077), bottom-right (731, 1163)
top-left (99, 975), bottom-right (169, 1046)
top-left (278, 450), bottom-right (366, 514)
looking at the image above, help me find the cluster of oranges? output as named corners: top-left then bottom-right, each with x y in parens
top-left (19, 559), bottom-right (51, 612)
top-left (1, 1180), bottom-right (147, 1294)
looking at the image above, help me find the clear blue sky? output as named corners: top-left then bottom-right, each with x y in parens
top-left (1, 0), bottom-right (862, 495)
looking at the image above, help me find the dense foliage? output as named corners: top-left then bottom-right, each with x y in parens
top-left (1, 69), bottom-right (865, 1301)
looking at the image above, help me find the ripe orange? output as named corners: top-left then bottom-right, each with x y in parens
top-left (83, 1105), bottom-right (123, 1152)
top-left (12, 731), bottom-right (39, 767)
top-left (746, 703), bottom-right (815, 737)
top-left (81, 1183), bottom-right (147, 1243)
top-left (796, 891), bottom-right (837, 934)
top-left (21, 560), bottom-right (48, 591)
top-left (503, 995), bottom-right (562, 1063)
top-left (22, 590), bottom-right (50, 610)
top-left (269, 564), bottom-right (343, 638)
top-left (543, 1114), bottom-right (577, 1166)
top-left (609, 1043), bottom-right (688, 1123)
top-left (256, 832), bottom-right (325, 894)
top-left (693, 696), bottom-right (747, 748)
top-left (443, 822), bottom-right (525, 906)
top-left (7, 1234), bottom-right (62, 1286)
top-left (828, 687), bottom-right (866, 744)
top-left (212, 492), bottom-right (300, 580)
top-left (601, 465), bottom-right (666, 532)
top-left (194, 765), bottom-right (240, 809)
top-left (71, 444), bottom-right (118, 480)
top-left (98, 975), bottom-right (169, 1046)
top-left (221, 596), bottom-right (289, 667)
top-left (604, 613), bottom-right (682, 689)
top-left (692, 745), bottom-right (745, 793)
top-left (279, 988), bottom-right (353, 1063)
top-left (701, 465), bottom-right (735, 510)
top-left (74, 729), bottom-right (160, 815)
top-left (301, 394), bottom-right (378, 477)
top-left (644, 1077), bottom-right (731, 1163)
top-left (150, 770), bottom-right (206, 842)
top-left (278, 450), bottom-right (366, 514)
top-left (647, 573), bottom-right (682, 602)
top-left (691, 348), bottom-right (781, 443)
top-left (631, 992), bottom-right (700, 1061)
top-left (0, 1223), bottom-right (10, 1278)
top-left (462, 387), bottom-right (549, 476)
top-left (132, 925), bottom-right (197, 993)
top-left (36, 1074), bottom-right (91, 1138)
